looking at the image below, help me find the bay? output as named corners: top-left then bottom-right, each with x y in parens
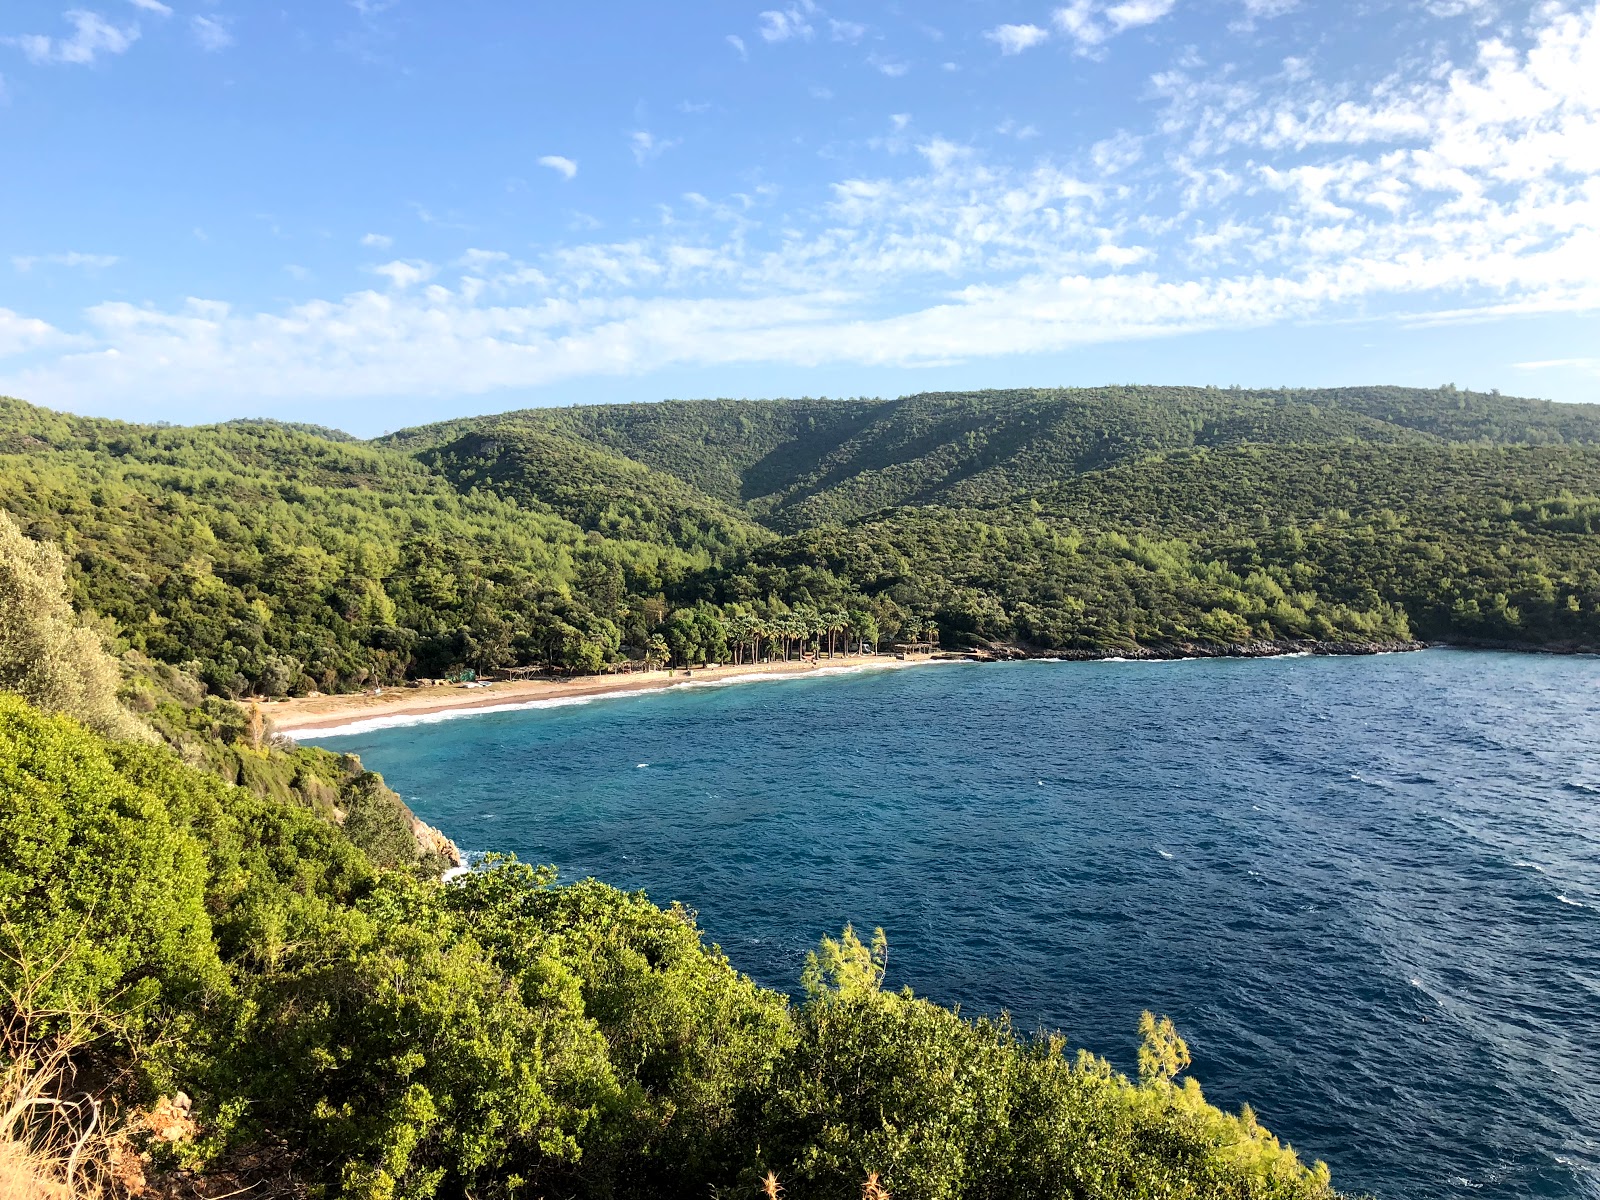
top-left (310, 650), bottom-right (1600, 1200)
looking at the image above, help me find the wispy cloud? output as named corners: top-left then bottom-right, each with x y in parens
top-left (1053, 0), bottom-right (1177, 53)
top-left (4, 11), bottom-right (139, 66)
top-left (630, 131), bottom-right (678, 165)
top-left (868, 52), bottom-right (909, 76)
top-left (726, 33), bottom-right (747, 59)
top-left (126, 0), bottom-right (171, 15)
top-left (360, 233), bottom-right (393, 249)
top-left (538, 154), bottom-right (579, 180)
top-left (985, 23), bottom-right (1050, 55)
top-left (13, 252), bottom-right (120, 271)
top-left (759, 0), bottom-right (817, 43)
top-left (191, 15), bottom-right (233, 51)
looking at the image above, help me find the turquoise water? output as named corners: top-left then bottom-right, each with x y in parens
top-left (310, 651), bottom-right (1600, 1199)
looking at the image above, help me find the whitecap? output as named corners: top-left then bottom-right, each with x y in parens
top-left (637, 763), bottom-right (649, 769)
top-left (1557, 894), bottom-right (1585, 908)
top-left (1513, 860), bottom-right (1546, 873)
top-left (1157, 848), bottom-right (1174, 860)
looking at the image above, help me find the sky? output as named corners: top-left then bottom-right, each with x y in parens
top-left (1, 0), bottom-right (1597, 434)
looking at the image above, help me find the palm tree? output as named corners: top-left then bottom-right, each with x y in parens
top-left (646, 633), bottom-right (670, 671)
top-left (825, 609), bottom-right (848, 658)
top-left (728, 613), bottom-right (755, 665)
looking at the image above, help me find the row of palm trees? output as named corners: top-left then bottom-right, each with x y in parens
top-left (725, 608), bottom-right (863, 666)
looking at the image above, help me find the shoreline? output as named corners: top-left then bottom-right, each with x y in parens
top-left (271, 656), bottom-right (951, 739)
top-left (272, 637), bottom-right (1431, 741)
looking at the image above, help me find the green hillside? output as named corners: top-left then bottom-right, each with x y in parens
top-left (4, 384), bottom-right (1599, 696)
top-left (389, 385), bottom-right (1600, 532)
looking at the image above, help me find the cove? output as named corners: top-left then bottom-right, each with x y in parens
top-left (309, 650), bottom-right (1600, 1200)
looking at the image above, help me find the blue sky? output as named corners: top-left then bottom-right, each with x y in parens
top-left (1, 0), bottom-right (1596, 434)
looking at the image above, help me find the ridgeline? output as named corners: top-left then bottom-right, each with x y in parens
top-left (4, 384), bottom-right (1599, 700)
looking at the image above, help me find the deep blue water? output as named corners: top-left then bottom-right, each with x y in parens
top-left (310, 651), bottom-right (1600, 1200)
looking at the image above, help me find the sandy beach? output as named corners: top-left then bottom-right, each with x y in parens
top-left (267, 655), bottom-right (946, 738)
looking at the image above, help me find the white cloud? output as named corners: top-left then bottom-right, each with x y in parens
top-left (629, 130), bottom-right (679, 165)
top-left (985, 23), bottom-right (1050, 55)
top-left (0, 309), bottom-right (68, 357)
top-left (372, 260), bottom-right (435, 289)
top-left (1106, 0), bottom-right (1177, 29)
top-left (1515, 357), bottom-right (1600, 372)
top-left (1241, 0), bottom-right (1297, 16)
top-left (759, 1), bottom-right (816, 43)
top-left (830, 18), bottom-right (866, 41)
top-left (457, 249), bottom-right (510, 272)
top-left (726, 34), bottom-right (747, 59)
top-left (13, 252), bottom-right (120, 271)
top-left (360, 233), bottom-right (393, 249)
top-left (868, 52), bottom-right (909, 76)
top-left (1091, 129), bottom-right (1144, 173)
top-left (127, 0), bottom-right (172, 15)
top-left (1052, 0), bottom-right (1177, 53)
top-left (538, 154), bottom-right (578, 180)
top-left (191, 14), bottom-right (233, 51)
top-left (5, 11), bottom-right (139, 66)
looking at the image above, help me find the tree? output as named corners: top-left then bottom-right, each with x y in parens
top-left (0, 512), bottom-right (151, 743)
top-left (1137, 1011), bottom-right (1192, 1086)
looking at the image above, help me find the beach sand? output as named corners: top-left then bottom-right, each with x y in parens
top-left (266, 656), bottom-right (941, 738)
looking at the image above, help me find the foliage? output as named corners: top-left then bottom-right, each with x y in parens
top-left (7, 385), bottom-right (1600, 698)
top-left (0, 511), bottom-right (150, 743)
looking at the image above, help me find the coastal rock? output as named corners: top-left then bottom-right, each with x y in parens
top-left (976, 637), bottom-right (1427, 662)
top-left (412, 817), bottom-right (466, 871)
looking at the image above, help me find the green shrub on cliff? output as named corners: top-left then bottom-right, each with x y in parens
top-left (0, 695), bottom-right (1342, 1200)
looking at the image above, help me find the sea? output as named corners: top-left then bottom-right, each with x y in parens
top-left (307, 650), bottom-right (1600, 1200)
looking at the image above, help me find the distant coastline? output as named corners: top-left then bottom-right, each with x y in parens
top-left (277, 638), bottom-right (1433, 740)
top-left (273, 655), bottom-right (953, 738)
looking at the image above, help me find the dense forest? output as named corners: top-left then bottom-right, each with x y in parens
top-left (3, 384), bottom-right (1597, 696)
top-left (1, 508), bottom-right (1343, 1200)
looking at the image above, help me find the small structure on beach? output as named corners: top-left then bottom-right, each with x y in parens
top-left (495, 665), bottom-right (547, 682)
top-left (891, 641), bottom-right (938, 658)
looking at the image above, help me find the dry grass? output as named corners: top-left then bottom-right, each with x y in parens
top-left (0, 938), bottom-right (144, 1200)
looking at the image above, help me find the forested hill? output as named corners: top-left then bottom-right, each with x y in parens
top-left (3, 384), bottom-right (1599, 697)
top-left (378, 385), bottom-right (1600, 530)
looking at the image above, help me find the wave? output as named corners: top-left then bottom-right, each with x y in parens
top-left (299, 694), bottom-right (602, 738)
top-left (1557, 894), bottom-right (1586, 908)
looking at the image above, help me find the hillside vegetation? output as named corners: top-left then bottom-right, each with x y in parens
top-left (0, 510), bottom-right (1344, 1199)
top-left (3, 384), bottom-right (1598, 697)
